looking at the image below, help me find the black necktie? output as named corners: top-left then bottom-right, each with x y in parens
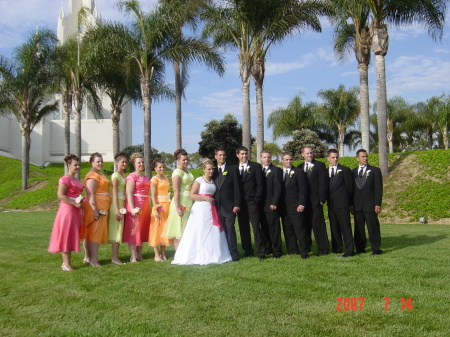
top-left (263, 167), bottom-right (266, 173)
top-left (358, 166), bottom-right (364, 178)
top-left (331, 167), bottom-right (335, 178)
top-left (218, 167), bottom-right (222, 175)
top-left (305, 163), bottom-right (309, 172)
top-left (284, 169), bottom-right (288, 181)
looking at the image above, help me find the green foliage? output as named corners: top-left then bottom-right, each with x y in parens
top-left (198, 113), bottom-right (244, 165)
top-left (121, 144), bottom-right (160, 171)
top-left (283, 129), bottom-right (328, 159)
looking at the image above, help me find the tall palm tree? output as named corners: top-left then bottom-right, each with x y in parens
top-left (203, 0), bottom-right (259, 157)
top-left (251, 0), bottom-right (328, 160)
top-left (366, 0), bottom-right (447, 175)
top-left (118, 0), bottom-right (211, 176)
top-left (330, 0), bottom-right (371, 152)
top-left (317, 84), bottom-right (360, 156)
top-left (0, 30), bottom-right (59, 190)
top-left (158, 0), bottom-right (225, 149)
top-left (267, 93), bottom-right (319, 139)
top-left (385, 96), bottom-right (409, 153)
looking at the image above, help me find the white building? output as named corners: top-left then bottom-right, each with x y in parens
top-left (0, 0), bottom-right (132, 165)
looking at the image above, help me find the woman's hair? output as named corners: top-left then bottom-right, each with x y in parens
top-left (130, 152), bottom-right (144, 165)
top-left (152, 158), bottom-right (165, 168)
top-left (114, 152), bottom-right (128, 162)
top-left (64, 154), bottom-right (79, 166)
top-left (174, 148), bottom-right (188, 160)
top-left (201, 158), bottom-right (214, 170)
top-left (89, 152), bottom-right (102, 164)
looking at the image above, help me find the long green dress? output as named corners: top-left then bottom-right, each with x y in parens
top-left (108, 172), bottom-right (126, 243)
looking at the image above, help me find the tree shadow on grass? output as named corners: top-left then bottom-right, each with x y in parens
top-left (381, 234), bottom-right (448, 253)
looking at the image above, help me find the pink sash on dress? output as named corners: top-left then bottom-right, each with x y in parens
top-left (199, 194), bottom-right (224, 232)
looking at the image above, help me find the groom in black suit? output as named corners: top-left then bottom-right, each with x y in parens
top-left (235, 146), bottom-right (267, 259)
top-left (352, 149), bottom-right (383, 255)
top-left (326, 149), bottom-right (355, 257)
top-left (213, 148), bottom-right (241, 261)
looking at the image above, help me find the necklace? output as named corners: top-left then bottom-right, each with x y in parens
top-left (203, 176), bottom-right (213, 184)
top-left (156, 175), bottom-right (165, 181)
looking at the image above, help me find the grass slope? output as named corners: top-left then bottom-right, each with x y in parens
top-left (0, 212), bottom-right (448, 336)
top-left (1, 150), bottom-right (449, 222)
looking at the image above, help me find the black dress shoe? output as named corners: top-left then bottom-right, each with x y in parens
top-left (244, 251), bottom-right (254, 257)
top-left (258, 255), bottom-right (266, 260)
top-left (356, 250), bottom-right (366, 254)
top-left (232, 255), bottom-right (240, 262)
top-left (265, 249), bottom-right (274, 255)
top-left (332, 250), bottom-right (343, 254)
top-left (301, 254), bottom-right (308, 259)
top-left (273, 253), bottom-right (283, 259)
top-left (371, 250), bottom-right (382, 255)
top-left (341, 253), bottom-right (355, 258)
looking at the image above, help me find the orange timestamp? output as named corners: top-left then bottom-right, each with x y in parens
top-left (336, 298), bottom-right (413, 311)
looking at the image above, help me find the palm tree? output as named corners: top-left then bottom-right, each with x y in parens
top-left (118, 0), bottom-right (210, 176)
top-left (0, 30), bottom-right (59, 190)
top-left (158, 0), bottom-right (225, 149)
top-left (330, 0), bottom-right (371, 152)
top-left (317, 84), bottom-right (360, 156)
top-left (202, 0), bottom-right (259, 157)
top-left (267, 93), bottom-right (319, 140)
top-left (385, 96), bottom-right (410, 153)
top-left (366, 0), bottom-right (447, 175)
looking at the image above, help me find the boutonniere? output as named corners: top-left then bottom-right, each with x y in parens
top-left (366, 170), bottom-right (371, 177)
top-left (336, 169), bottom-right (342, 174)
top-left (308, 163), bottom-right (314, 171)
top-left (265, 169), bottom-right (271, 177)
top-left (245, 167), bottom-right (250, 173)
top-left (289, 171), bottom-right (295, 177)
top-left (222, 171), bottom-right (228, 176)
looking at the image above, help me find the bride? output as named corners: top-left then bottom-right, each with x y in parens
top-left (172, 159), bottom-right (232, 265)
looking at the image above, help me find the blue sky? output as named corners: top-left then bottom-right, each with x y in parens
top-left (1, 0), bottom-right (450, 156)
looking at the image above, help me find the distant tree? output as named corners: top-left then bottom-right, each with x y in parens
top-left (159, 152), bottom-right (176, 170)
top-left (282, 129), bottom-right (328, 160)
top-left (251, 141), bottom-right (282, 162)
top-left (0, 29), bottom-right (59, 190)
top-left (121, 144), bottom-right (160, 171)
top-left (188, 152), bottom-right (203, 169)
top-left (198, 113), bottom-right (245, 165)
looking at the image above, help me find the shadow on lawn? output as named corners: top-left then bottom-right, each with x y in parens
top-left (382, 234), bottom-right (448, 253)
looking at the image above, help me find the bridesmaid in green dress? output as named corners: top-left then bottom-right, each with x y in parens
top-left (162, 149), bottom-right (194, 251)
top-left (108, 152), bottom-right (128, 265)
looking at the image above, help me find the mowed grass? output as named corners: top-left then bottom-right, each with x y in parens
top-left (0, 212), bottom-right (448, 336)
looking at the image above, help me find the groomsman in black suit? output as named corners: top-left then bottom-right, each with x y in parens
top-left (213, 148), bottom-right (241, 261)
top-left (352, 149), bottom-right (383, 255)
top-left (279, 151), bottom-right (309, 258)
top-left (326, 149), bottom-right (355, 257)
top-left (298, 146), bottom-right (329, 256)
top-left (235, 146), bottom-right (267, 259)
top-left (259, 149), bottom-right (283, 258)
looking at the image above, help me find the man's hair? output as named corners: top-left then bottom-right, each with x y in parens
top-left (235, 146), bottom-right (248, 154)
top-left (215, 148), bottom-right (226, 154)
top-left (327, 148), bottom-right (339, 156)
top-left (260, 149), bottom-right (271, 156)
top-left (282, 151), bottom-right (293, 158)
top-left (356, 149), bottom-right (368, 156)
top-left (301, 146), bottom-right (312, 153)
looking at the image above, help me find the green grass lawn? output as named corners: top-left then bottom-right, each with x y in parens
top-left (0, 211), bottom-right (448, 336)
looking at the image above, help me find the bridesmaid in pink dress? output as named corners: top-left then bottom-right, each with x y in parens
top-left (48, 155), bottom-right (83, 271)
top-left (123, 153), bottom-right (151, 262)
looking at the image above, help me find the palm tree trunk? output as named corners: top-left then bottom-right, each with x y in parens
top-left (375, 53), bottom-right (388, 174)
top-left (141, 72), bottom-right (152, 178)
top-left (74, 109), bottom-right (82, 178)
top-left (338, 125), bottom-right (345, 157)
top-left (442, 123), bottom-right (448, 149)
top-left (174, 60), bottom-right (182, 149)
top-left (428, 128), bottom-right (433, 149)
top-left (63, 90), bottom-right (72, 175)
top-left (239, 53), bottom-right (252, 156)
top-left (253, 56), bottom-right (265, 163)
top-left (21, 130), bottom-right (30, 190)
top-left (387, 119), bottom-right (394, 153)
top-left (111, 107), bottom-right (121, 172)
top-left (358, 63), bottom-right (370, 152)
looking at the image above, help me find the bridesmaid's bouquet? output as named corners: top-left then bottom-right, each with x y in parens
top-left (75, 195), bottom-right (83, 203)
top-left (99, 210), bottom-right (108, 215)
top-left (119, 208), bottom-right (127, 215)
top-left (132, 207), bottom-right (141, 215)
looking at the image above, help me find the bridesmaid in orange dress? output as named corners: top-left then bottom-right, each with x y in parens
top-left (48, 155), bottom-right (83, 271)
top-left (123, 153), bottom-right (151, 262)
top-left (82, 152), bottom-right (111, 267)
top-left (149, 159), bottom-right (172, 261)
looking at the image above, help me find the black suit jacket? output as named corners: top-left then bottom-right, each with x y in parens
top-left (328, 164), bottom-right (354, 210)
top-left (238, 161), bottom-right (265, 204)
top-left (298, 159), bottom-right (329, 206)
top-left (213, 164), bottom-right (241, 214)
top-left (262, 163), bottom-right (282, 211)
top-left (352, 164), bottom-right (383, 212)
top-left (280, 167), bottom-right (308, 215)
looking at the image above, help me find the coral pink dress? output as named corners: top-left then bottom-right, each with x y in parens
top-left (123, 172), bottom-right (151, 246)
top-left (48, 176), bottom-right (83, 253)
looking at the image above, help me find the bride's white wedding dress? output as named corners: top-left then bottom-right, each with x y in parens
top-left (172, 177), bottom-right (232, 265)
